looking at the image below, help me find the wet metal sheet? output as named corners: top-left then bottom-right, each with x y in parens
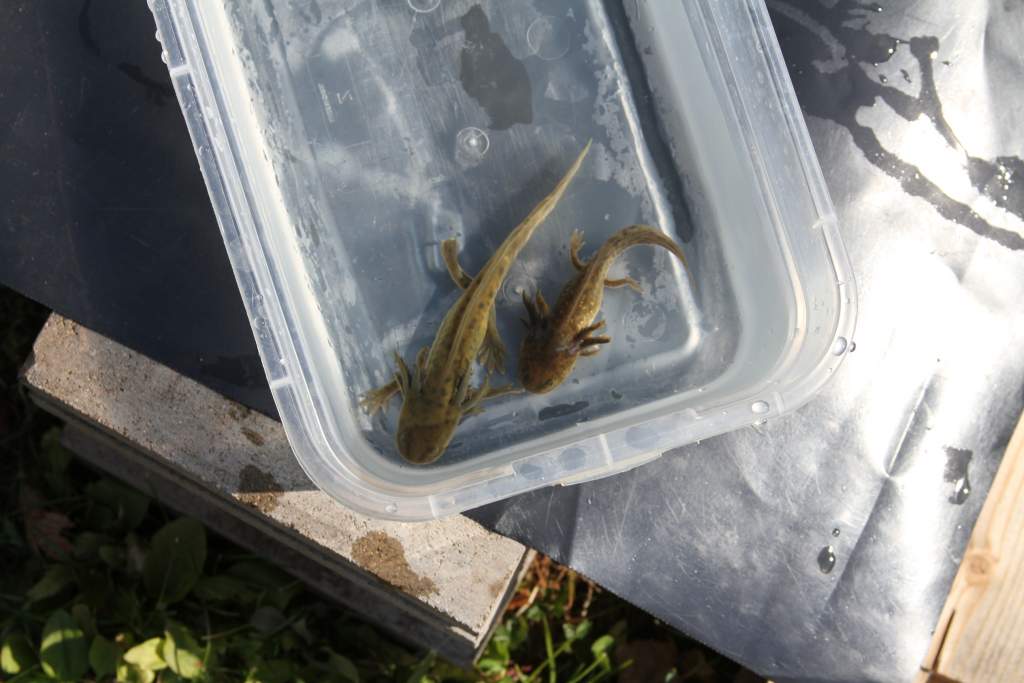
top-left (470, 2), bottom-right (1024, 681)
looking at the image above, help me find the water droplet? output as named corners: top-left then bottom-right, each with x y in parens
top-left (160, 50), bottom-right (169, 64)
top-left (610, 389), bottom-right (623, 400)
top-left (751, 400), bottom-right (769, 414)
top-left (951, 478), bottom-right (971, 505)
top-left (832, 336), bottom-right (848, 355)
top-left (945, 447), bottom-right (972, 505)
top-left (526, 15), bottom-right (572, 61)
top-left (455, 126), bottom-right (490, 166)
top-left (406, 0), bottom-right (439, 12)
top-left (848, 341), bottom-right (857, 352)
top-left (879, 74), bottom-right (888, 84)
top-left (832, 528), bottom-right (840, 537)
top-left (385, 503), bottom-right (398, 514)
top-left (818, 546), bottom-right (836, 574)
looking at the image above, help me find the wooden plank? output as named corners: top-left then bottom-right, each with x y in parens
top-left (918, 414), bottom-right (1024, 682)
top-left (21, 315), bottom-right (530, 665)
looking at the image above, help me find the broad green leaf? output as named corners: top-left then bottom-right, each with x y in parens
top-left (26, 565), bottom-right (76, 603)
top-left (574, 620), bottom-right (593, 641)
top-left (227, 561), bottom-right (291, 589)
top-left (117, 661), bottom-right (156, 683)
top-left (85, 480), bottom-right (150, 532)
top-left (231, 637), bottom-right (262, 665)
top-left (143, 518), bottom-right (206, 604)
top-left (193, 575), bottom-right (248, 603)
top-left (325, 650), bottom-right (359, 683)
top-left (290, 618), bottom-right (314, 645)
top-left (229, 561), bottom-right (300, 609)
top-left (161, 626), bottom-right (203, 680)
top-left (83, 504), bottom-right (117, 535)
top-left (71, 603), bottom-right (96, 639)
top-left (73, 531), bottom-right (107, 559)
top-left (487, 624), bottom-right (510, 662)
top-left (123, 637), bottom-right (166, 672)
top-left (509, 618), bottom-right (529, 651)
top-left (39, 608), bottom-right (89, 681)
top-left (88, 635), bottom-right (119, 679)
top-left (2, 633), bottom-right (37, 675)
top-left (245, 659), bottom-right (293, 683)
top-left (475, 658), bottom-right (504, 676)
top-left (98, 545), bottom-right (124, 568)
top-left (249, 606), bottom-right (286, 636)
top-left (590, 634), bottom-right (615, 657)
top-left (76, 566), bottom-right (113, 611)
top-left (426, 659), bottom-right (479, 682)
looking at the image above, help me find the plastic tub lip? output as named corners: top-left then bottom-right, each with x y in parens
top-left (150, 0), bottom-right (858, 521)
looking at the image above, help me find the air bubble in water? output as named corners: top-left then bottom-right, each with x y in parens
top-left (455, 126), bottom-right (490, 166)
top-left (818, 546), bottom-right (836, 574)
top-left (526, 15), bottom-right (572, 61)
top-left (832, 336), bottom-right (848, 355)
top-left (751, 400), bottom-right (769, 414)
top-left (951, 478), bottom-right (971, 505)
top-left (407, 0), bottom-right (440, 12)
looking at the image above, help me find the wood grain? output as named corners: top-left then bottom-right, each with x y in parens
top-left (919, 414), bottom-right (1024, 682)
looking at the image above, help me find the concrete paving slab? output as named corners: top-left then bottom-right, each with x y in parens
top-left (23, 315), bottom-right (530, 664)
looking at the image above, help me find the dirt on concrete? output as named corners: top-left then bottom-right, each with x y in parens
top-left (236, 464), bottom-right (283, 514)
top-left (352, 530), bottom-right (438, 597)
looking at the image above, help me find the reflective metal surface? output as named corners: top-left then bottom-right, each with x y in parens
top-left (470, 3), bottom-right (1024, 681)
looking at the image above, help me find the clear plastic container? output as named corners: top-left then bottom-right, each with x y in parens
top-left (149, 0), bottom-right (856, 520)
